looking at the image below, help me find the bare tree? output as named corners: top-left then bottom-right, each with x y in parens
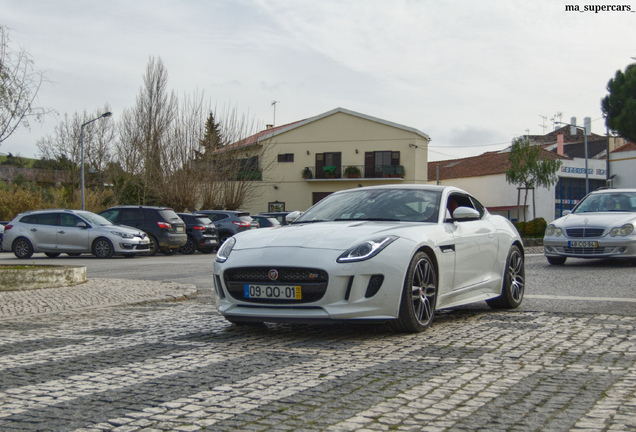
top-left (36, 106), bottom-right (114, 193)
top-left (0, 25), bottom-right (52, 145)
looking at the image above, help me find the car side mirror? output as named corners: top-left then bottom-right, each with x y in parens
top-left (286, 211), bottom-right (302, 223)
top-left (76, 222), bottom-right (88, 228)
top-left (450, 206), bottom-right (480, 222)
top-left (563, 210), bottom-right (571, 216)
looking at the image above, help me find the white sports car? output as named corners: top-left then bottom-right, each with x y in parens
top-left (544, 188), bottom-right (636, 265)
top-left (213, 185), bottom-right (525, 332)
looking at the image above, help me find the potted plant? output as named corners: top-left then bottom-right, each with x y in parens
top-left (301, 167), bottom-right (312, 179)
top-left (344, 165), bottom-right (361, 178)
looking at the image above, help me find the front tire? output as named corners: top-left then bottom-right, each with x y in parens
top-left (392, 251), bottom-right (438, 333)
top-left (92, 238), bottom-right (114, 259)
top-left (487, 244), bottom-right (525, 309)
top-left (13, 238), bottom-right (34, 259)
top-left (145, 235), bottom-right (159, 256)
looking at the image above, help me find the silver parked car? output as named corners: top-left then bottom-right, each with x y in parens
top-left (544, 188), bottom-right (636, 265)
top-left (2, 209), bottom-right (150, 259)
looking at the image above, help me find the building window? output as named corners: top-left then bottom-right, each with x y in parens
top-left (277, 153), bottom-right (294, 162)
top-left (554, 177), bottom-right (605, 218)
top-left (364, 151), bottom-right (401, 178)
top-left (315, 152), bottom-right (342, 178)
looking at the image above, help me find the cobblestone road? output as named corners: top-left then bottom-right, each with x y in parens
top-left (0, 284), bottom-right (635, 431)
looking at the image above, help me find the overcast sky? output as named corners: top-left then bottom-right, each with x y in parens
top-left (1, 0), bottom-right (634, 161)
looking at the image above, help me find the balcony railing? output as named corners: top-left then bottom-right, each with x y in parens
top-left (301, 165), bottom-right (404, 180)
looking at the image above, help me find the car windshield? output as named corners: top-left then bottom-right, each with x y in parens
top-left (78, 211), bottom-right (114, 226)
top-left (295, 188), bottom-right (441, 223)
top-left (573, 192), bottom-right (636, 213)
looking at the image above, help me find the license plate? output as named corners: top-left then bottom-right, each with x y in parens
top-left (176, 226), bottom-right (184, 232)
top-left (569, 241), bottom-right (599, 248)
top-left (244, 284), bottom-right (301, 300)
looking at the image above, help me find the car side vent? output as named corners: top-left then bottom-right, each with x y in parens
top-left (365, 275), bottom-right (384, 298)
top-left (214, 275), bottom-right (225, 299)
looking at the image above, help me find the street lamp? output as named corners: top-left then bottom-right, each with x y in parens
top-left (80, 111), bottom-right (112, 210)
top-left (555, 117), bottom-right (591, 194)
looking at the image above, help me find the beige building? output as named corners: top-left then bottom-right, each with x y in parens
top-left (231, 108), bottom-right (431, 214)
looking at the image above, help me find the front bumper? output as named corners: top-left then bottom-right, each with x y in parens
top-left (544, 236), bottom-right (636, 259)
top-left (213, 244), bottom-right (413, 322)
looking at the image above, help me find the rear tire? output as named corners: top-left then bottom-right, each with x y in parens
top-left (179, 236), bottom-right (197, 254)
top-left (391, 251), bottom-right (438, 333)
top-left (92, 237), bottom-right (114, 259)
top-left (13, 238), bottom-right (34, 259)
top-left (547, 256), bottom-right (566, 265)
top-left (487, 244), bottom-right (525, 309)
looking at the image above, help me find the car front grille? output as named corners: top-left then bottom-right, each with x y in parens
top-left (561, 246), bottom-right (613, 255)
top-left (566, 228), bottom-right (605, 238)
top-left (223, 267), bottom-right (328, 304)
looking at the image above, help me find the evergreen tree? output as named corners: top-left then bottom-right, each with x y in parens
top-left (198, 112), bottom-right (224, 157)
top-left (601, 63), bottom-right (636, 142)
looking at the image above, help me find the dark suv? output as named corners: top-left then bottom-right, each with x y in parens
top-left (176, 213), bottom-right (219, 254)
top-left (100, 206), bottom-right (187, 255)
top-left (194, 210), bottom-right (258, 243)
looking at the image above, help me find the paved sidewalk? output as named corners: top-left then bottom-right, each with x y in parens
top-left (0, 279), bottom-right (197, 319)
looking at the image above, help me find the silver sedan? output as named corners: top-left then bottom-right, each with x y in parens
top-left (544, 188), bottom-right (636, 265)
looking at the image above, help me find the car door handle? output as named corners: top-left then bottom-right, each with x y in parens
top-left (30, 228), bottom-right (38, 232)
top-left (58, 230), bottom-right (65, 234)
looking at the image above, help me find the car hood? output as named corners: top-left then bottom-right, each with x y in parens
top-left (107, 224), bottom-right (147, 237)
top-left (232, 221), bottom-right (430, 250)
top-left (556, 212), bottom-right (636, 228)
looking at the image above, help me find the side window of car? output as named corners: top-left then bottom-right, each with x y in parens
top-left (101, 210), bottom-right (119, 223)
top-left (60, 214), bottom-right (82, 227)
top-left (34, 213), bottom-right (59, 226)
top-left (212, 214), bottom-right (228, 222)
top-left (122, 209), bottom-right (143, 222)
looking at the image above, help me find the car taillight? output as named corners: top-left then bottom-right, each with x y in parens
top-left (4, 225), bottom-right (12, 231)
top-left (193, 225), bottom-right (206, 230)
top-left (233, 221), bottom-right (250, 227)
top-left (157, 221), bottom-right (172, 229)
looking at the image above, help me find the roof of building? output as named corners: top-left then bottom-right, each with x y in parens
top-left (428, 148), bottom-right (566, 182)
top-left (527, 125), bottom-right (605, 145)
top-left (218, 107), bottom-right (431, 153)
top-left (612, 141), bottom-right (636, 152)
top-left (542, 139), bottom-right (608, 159)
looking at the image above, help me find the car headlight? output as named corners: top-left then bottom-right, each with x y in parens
top-left (545, 224), bottom-right (562, 237)
top-left (610, 224), bottom-right (634, 237)
top-left (337, 236), bottom-right (398, 263)
top-left (111, 231), bottom-right (135, 239)
top-left (215, 237), bottom-right (236, 262)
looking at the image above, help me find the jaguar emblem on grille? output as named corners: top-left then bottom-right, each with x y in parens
top-left (268, 269), bottom-right (279, 281)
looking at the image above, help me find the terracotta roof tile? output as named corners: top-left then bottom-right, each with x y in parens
top-left (428, 148), bottom-right (565, 181)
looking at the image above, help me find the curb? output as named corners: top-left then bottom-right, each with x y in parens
top-left (0, 278), bottom-right (198, 319)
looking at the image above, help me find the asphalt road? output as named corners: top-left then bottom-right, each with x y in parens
top-left (1, 249), bottom-right (634, 316)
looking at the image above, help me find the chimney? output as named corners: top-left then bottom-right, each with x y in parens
top-left (557, 134), bottom-right (564, 156)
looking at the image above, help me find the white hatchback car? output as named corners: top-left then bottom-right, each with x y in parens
top-left (544, 188), bottom-right (636, 265)
top-left (213, 185), bottom-right (525, 332)
top-left (3, 209), bottom-right (150, 259)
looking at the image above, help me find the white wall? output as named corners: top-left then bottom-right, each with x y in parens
top-left (609, 150), bottom-right (636, 188)
top-left (433, 157), bottom-right (608, 222)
